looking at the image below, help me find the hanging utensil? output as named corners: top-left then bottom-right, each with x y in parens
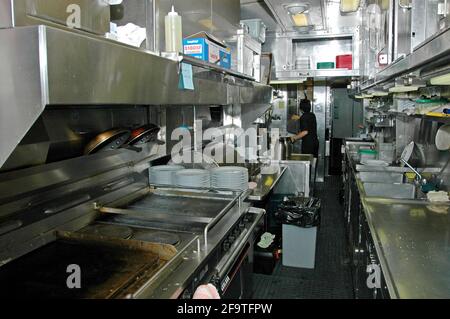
top-left (128, 124), bottom-right (161, 146)
top-left (127, 124), bottom-right (165, 151)
top-left (84, 129), bottom-right (132, 155)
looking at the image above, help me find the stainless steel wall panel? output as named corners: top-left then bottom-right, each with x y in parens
top-left (12, 0), bottom-right (110, 35)
top-left (44, 26), bottom-right (177, 105)
top-left (0, 0), bottom-right (13, 28)
top-left (0, 26), bottom-right (46, 169)
top-left (240, 84), bottom-right (272, 104)
top-left (313, 82), bottom-right (329, 182)
top-left (394, 2), bottom-right (412, 59)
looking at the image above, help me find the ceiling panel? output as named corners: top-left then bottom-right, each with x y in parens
top-left (241, 0), bottom-right (279, 31)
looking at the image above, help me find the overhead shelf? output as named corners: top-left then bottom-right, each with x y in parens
top-left (275, 68), bottom-right (359, 80)
top-left (0, 25), bottom-right (272, 169)
top-left (361, 27), bottom-right (450, 91)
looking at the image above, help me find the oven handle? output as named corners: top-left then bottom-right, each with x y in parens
top-left (214, 207), bottom-right (265, 279)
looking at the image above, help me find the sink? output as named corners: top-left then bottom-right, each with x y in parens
top-left (359, 172), bottom-right (404, 184)
top-left (289, 154), bottom-right (314, 162)
top-left (363, 182), bottom-right (416, 200)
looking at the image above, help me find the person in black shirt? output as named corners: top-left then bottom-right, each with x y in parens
top-left (290, 99), bottom-right (320, 158)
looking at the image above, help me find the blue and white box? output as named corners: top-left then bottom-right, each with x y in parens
top-left (183, 32), bottom-right (231, 69)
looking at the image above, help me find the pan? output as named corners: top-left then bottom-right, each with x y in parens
top-left (84, 129), bottom-right (132, 155)
top-left (128, 124), bottom-right (163, 146)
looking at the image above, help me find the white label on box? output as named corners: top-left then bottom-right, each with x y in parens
top-left (209, 45), bottom-right (220, 64)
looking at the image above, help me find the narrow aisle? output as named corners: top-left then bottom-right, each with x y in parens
top-left (252, 176), bottom-right (354, 299)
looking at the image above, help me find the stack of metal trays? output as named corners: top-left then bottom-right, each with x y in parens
top-left (295, 56), bottom-right (311, 70)
top-left (211, 167), bottom-right (249, 191)
top-left (174, 169), bottom-right (211, 188)
top-left (149, 165), bottom-right (184, 185)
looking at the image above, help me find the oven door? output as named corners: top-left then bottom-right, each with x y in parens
top-left (217, 243), bottom-right (253, 299)
top-left (210, 208), bottom-right (264, 299)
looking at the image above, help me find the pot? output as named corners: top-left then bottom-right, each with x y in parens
top-left (277, 137), bottom-right (293, 160)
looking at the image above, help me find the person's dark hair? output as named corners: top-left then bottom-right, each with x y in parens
top-left (300, 99), bottom-right (312, 113)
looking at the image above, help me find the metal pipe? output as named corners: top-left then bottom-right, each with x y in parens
top-left (400, 158), bottom-right (423, 181)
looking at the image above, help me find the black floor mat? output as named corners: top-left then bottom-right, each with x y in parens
top-left (252, 176), bottom-right (354, 299)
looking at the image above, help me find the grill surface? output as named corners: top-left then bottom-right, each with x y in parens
top-left (0, 239), bottom-right (169, 299)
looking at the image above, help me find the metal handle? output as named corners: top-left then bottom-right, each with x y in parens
top-left (0, 220), bottom-right (23, 236)
top-left (203, 193), bottom-right (242, 249)
top-left (103, 176), bottom-right (135, 191)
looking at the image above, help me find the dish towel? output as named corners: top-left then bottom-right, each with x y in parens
top-left (427, 191), bottom-right (450, 203)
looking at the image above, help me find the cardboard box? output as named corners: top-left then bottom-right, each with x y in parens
top-left (183, 32), bottom-right (231, 69)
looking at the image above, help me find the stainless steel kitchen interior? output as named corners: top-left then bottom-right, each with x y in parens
top-left (0, 0), bottom-right (449, 302)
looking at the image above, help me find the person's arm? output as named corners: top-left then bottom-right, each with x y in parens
top-left (291, 130), bottom-right (308, 143)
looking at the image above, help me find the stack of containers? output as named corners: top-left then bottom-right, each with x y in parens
top-left (295, 56), bottom-right (311, 70)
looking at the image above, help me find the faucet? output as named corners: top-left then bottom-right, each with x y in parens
top-left (400, 159), bottom-right (427, 186)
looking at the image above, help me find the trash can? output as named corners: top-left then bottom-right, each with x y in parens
top-left (275, 197), bottom-right (321, 269)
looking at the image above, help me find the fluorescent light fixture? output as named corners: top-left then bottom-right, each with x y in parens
top-left (371, 91), bottom-right (389, 97)
top-left (388, 86), bottom-right (420, 93)
top-left (430, 73), bottom-right (450, 85)
top-left (340, 0), bottom-right (361, 13)
top-left (270, 79), bottom-right (306, 85)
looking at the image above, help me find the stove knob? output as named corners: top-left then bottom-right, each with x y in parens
top-left (233, 229), bottom-right (241, 237)
top-left (239, 222), bottom-right (246, 230)
top-left (229, 235), bottom-right (236, 242)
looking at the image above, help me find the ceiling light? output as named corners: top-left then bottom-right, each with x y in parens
top-left (430, 73), bottom-right (450, 85)
top-left (284, 3), bottom-right (310, 15)
top-left (340, 0), bottom-right (361, 13)
top-left (291, 13), bottom-right (310, 27)
top-left (270, 79), bottom-right (306, 85)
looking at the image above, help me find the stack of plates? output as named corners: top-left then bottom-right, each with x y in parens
top-left (149, 165), bottom-right (184, 185)
top-left (211, 167), bottom-right (249, 191)
top-left (174, 169), bottom-right (211, 188)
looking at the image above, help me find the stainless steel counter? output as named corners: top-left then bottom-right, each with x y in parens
top-left (345, 142), bottom-right (450, 299)
top-left (361, 197), bottom-right (450, 299)
top-left (248, 167), bottom-right (287, 201)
